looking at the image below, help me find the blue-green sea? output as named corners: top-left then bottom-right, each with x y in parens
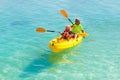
top-left (0, 0), bottom-right (120, 80)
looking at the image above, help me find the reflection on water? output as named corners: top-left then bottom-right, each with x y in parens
top-left (49, 49), bottom-right (76, 64)
top-left (48, 48), bottom-right (79, 73)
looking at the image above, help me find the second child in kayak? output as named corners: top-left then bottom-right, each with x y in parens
top-left (71, 18), bottom-right (85, 39)
top-left (57, 25), bottom-right (72, 42)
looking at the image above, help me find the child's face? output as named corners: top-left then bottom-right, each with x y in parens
top-left (66, 27), bottom-right (70, 30)
top-left (75, 21), bottom-right (80, 25)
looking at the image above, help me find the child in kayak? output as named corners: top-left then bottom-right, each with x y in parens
top-left (57, 25), bottom-right (72, 42)
top-left (71, 18), bottom-right (85, 39)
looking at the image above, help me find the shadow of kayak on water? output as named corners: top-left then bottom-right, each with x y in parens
top-left (19, 53), bottom-right (52, 78)
top-left (19, 47), bottom-right (77, 78)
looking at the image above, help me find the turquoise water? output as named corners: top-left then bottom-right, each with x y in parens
top-left (0, 0), bottom-right (120, 80)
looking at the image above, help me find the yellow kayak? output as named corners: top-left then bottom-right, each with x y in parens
top-left (49, 33), bottom-right (88, 52)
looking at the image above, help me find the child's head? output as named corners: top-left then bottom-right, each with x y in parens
top-left (65, 25), bottom-right (71, 30)
top-left (75, 18), bottom-right (80, 25)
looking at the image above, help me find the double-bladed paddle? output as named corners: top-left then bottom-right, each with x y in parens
top-left (36, 27), bottom-right (61, 33)
top-left (60, 10), bottom-right (74, 25)
top-left (36, 27), bottom-right (88, 37)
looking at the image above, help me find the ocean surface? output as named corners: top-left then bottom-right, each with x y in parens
top-left (0, 0), bottom-right (120, 80)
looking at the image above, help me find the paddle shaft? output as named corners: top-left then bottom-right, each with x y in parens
top-left (68, 18), bottom-right (74, 25)
top-left (47, 30), bottom-right (55, 32)
top-left (47, 30), bottom-right (61, 33)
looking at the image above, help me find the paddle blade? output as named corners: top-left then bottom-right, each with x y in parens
top-left (60, 10), bottom-right (68, 18)
top-left (36, 28), bottom-right (46, 33)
